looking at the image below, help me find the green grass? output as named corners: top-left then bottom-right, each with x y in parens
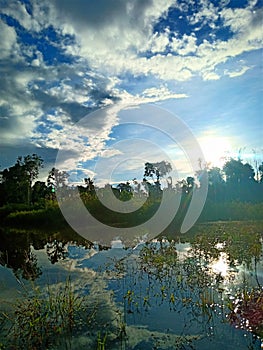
top-left (2, 199), bottom-right (263, 232)
top-left (199, 201), bottom-right (263, 221)
top-left (3, 206), bottom-right (68, 230)
top-left (0, 277), bottom-right (97, 350)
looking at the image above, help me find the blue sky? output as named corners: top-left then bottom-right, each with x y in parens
top-left (0, 0), bottom-right (262, 186)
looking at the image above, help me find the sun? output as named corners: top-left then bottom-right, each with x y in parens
top-left (199, 134), bottom-right (232, 168)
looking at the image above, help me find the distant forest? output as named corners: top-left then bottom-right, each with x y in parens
top-left (0, 154), bottom-right (263, 229)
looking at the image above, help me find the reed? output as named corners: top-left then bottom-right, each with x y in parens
top-left (0, 277), bottom-right (96, 350)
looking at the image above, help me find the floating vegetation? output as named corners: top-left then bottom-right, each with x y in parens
top-left (227, 287), bottom-right (263, 339)
top-left (0, 221), bottom-right (262, 349)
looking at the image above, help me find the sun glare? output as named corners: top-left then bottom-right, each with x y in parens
top-left (199, 135), bottom-right (232, 168)
top-left (209, 253), bottom-right (229, 277)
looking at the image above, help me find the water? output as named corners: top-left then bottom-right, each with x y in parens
top-left (0, 222), bottom-right (262, 349)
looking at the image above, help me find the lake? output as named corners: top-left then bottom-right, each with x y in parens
top-left (0, 221), bottom-right (262, 349)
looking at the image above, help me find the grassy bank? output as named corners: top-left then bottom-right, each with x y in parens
top-left (1, 200), bottom-right (263, 237)
top-left (1, 204), bottom-right (67, 231)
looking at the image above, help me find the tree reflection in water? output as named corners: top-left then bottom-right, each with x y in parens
top-left (0, 222), bottom-right (262, 349)
top-left (46, 240), bottom-right (68, 264)
top-left (0, 228), bottom-right (42, 280)
top-left (0, 228), bottom-right (92, 280)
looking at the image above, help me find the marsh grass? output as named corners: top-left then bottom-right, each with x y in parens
top-left (0, 277), bottom-right (97, 350)
top-left (4, 206), bottom-right (67, 230)
top-left (96, 332), bottom-right (107, 350)
top-left (0, 274), bottom-right (128, 350)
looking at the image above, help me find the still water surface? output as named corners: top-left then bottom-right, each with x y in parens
top-left (0, 222), bottom-right (262, 349)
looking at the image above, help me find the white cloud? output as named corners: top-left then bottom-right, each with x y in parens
top-left (0, 19), bottom-right (18, 59)
top-left (32, 0), bottom-right (174, 75)
top-left (0, 113), bottom-right (38, 145)
top-left (150, 29), bottom-right (170, 53)
top-left (170, 34), bottom-right (197, 56)
top-left (1, 0), bottom-right (49, 33)
top-left (0, 63), bottom-right (44, 146)
top-left (142, 85), bottom-right (188, 99)
top-left (202, 71), bottom-right (220, 81)
top-left (220, 7), bottom-right (253, 34)
top-left (2, 0), bottom-right (262, 85)
top-left (48, 81), bottom-right (89, 104)
top-left (1, 0), bottom-right (34, 30)
top-left (224, 65), bottom-right (251, 78)
top-left (31, 51), bottom-right (44, 67)
top-left (0, 0), bottom-right (262, 171)
top-left (33, 84), bottom-right (189, 178)
top-left (2, 0), bottom-right (258, 88)
top-left (100, 149), bottom-right (123, 158)
top-left (188, 1), bottom-right (219, 27)
top-left (50, 0), bottom-right (261, 82)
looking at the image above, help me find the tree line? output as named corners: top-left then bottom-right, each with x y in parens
top-left (0, 154), bottom-right (262, 223)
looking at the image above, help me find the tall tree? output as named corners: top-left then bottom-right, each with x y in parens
top-left (0, 154), bottom-right (43, 205)
top-left (223, 158), bottom-right (255, 184)
top-left (84, 177), bottom-right (95, 192)
top-left (176, 176), bottom-right (195, 194)
top-left (207, 167), bottom-right (225, 202)
top-left (23, 154), bottom-right (43, 204)
top-left (144, 161), bottom-right (172, 184)
top-left (208, 167), bottom-right (224, 185)
top-left (47, 168), bottom-right (69, 192)
top-left (32, 181), bottom-right (49, 204)
top-left (223, 158), bottom-right (256, 201)
top-left (143, 160), bottom-right (172, 197)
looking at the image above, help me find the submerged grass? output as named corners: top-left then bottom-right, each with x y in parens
top-left (0, 277), bottom-right (97, 350)
top-left (0, 274), bottom-right (129, 350)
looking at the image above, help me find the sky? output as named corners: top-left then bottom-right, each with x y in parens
top-left (0, 0), bottom-right (262, 186)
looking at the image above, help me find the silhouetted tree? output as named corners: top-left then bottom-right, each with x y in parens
top-left (144, 161), bottom-right (172, 183)
top-left (84, 177), bottom-right (95, 192)
top-left (47, 168), bottom-right (69, 192)
top-left (0, 163), bottom-right (25, 203)
top-left (207, 167), bottom-right (225, 202)
top-left (223, 158), bottom-right (256, 201)
top-left (46, 240), bottom-right (68, 264)
top-left (176, 176), bottom-right (195, 194)
top-left (223, 158), bottom-right (255, 184)
top-left (0, 154), bottom-right (43, 205)
top-left (32, 181), bottom-right (49, 204)
top-left (143, 161), bottom-right (172, 197)
top-left (23, 154), bottom-right (44, 204)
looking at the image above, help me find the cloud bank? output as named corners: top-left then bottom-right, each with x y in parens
top-left (0, 0), bottom-right (262, 175)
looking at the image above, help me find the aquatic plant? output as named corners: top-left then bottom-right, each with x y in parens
top-left (227, 288), bottom-right (263, 339)
top-left (1, 277), bottom-right (96, 349)
top-left (1, 220), bottom-right (262, 349)
top-left (96, 332), bottom-right (107, 350)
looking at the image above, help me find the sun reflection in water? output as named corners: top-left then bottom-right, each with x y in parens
top-left (209, 252), bottom-right (229, 278)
